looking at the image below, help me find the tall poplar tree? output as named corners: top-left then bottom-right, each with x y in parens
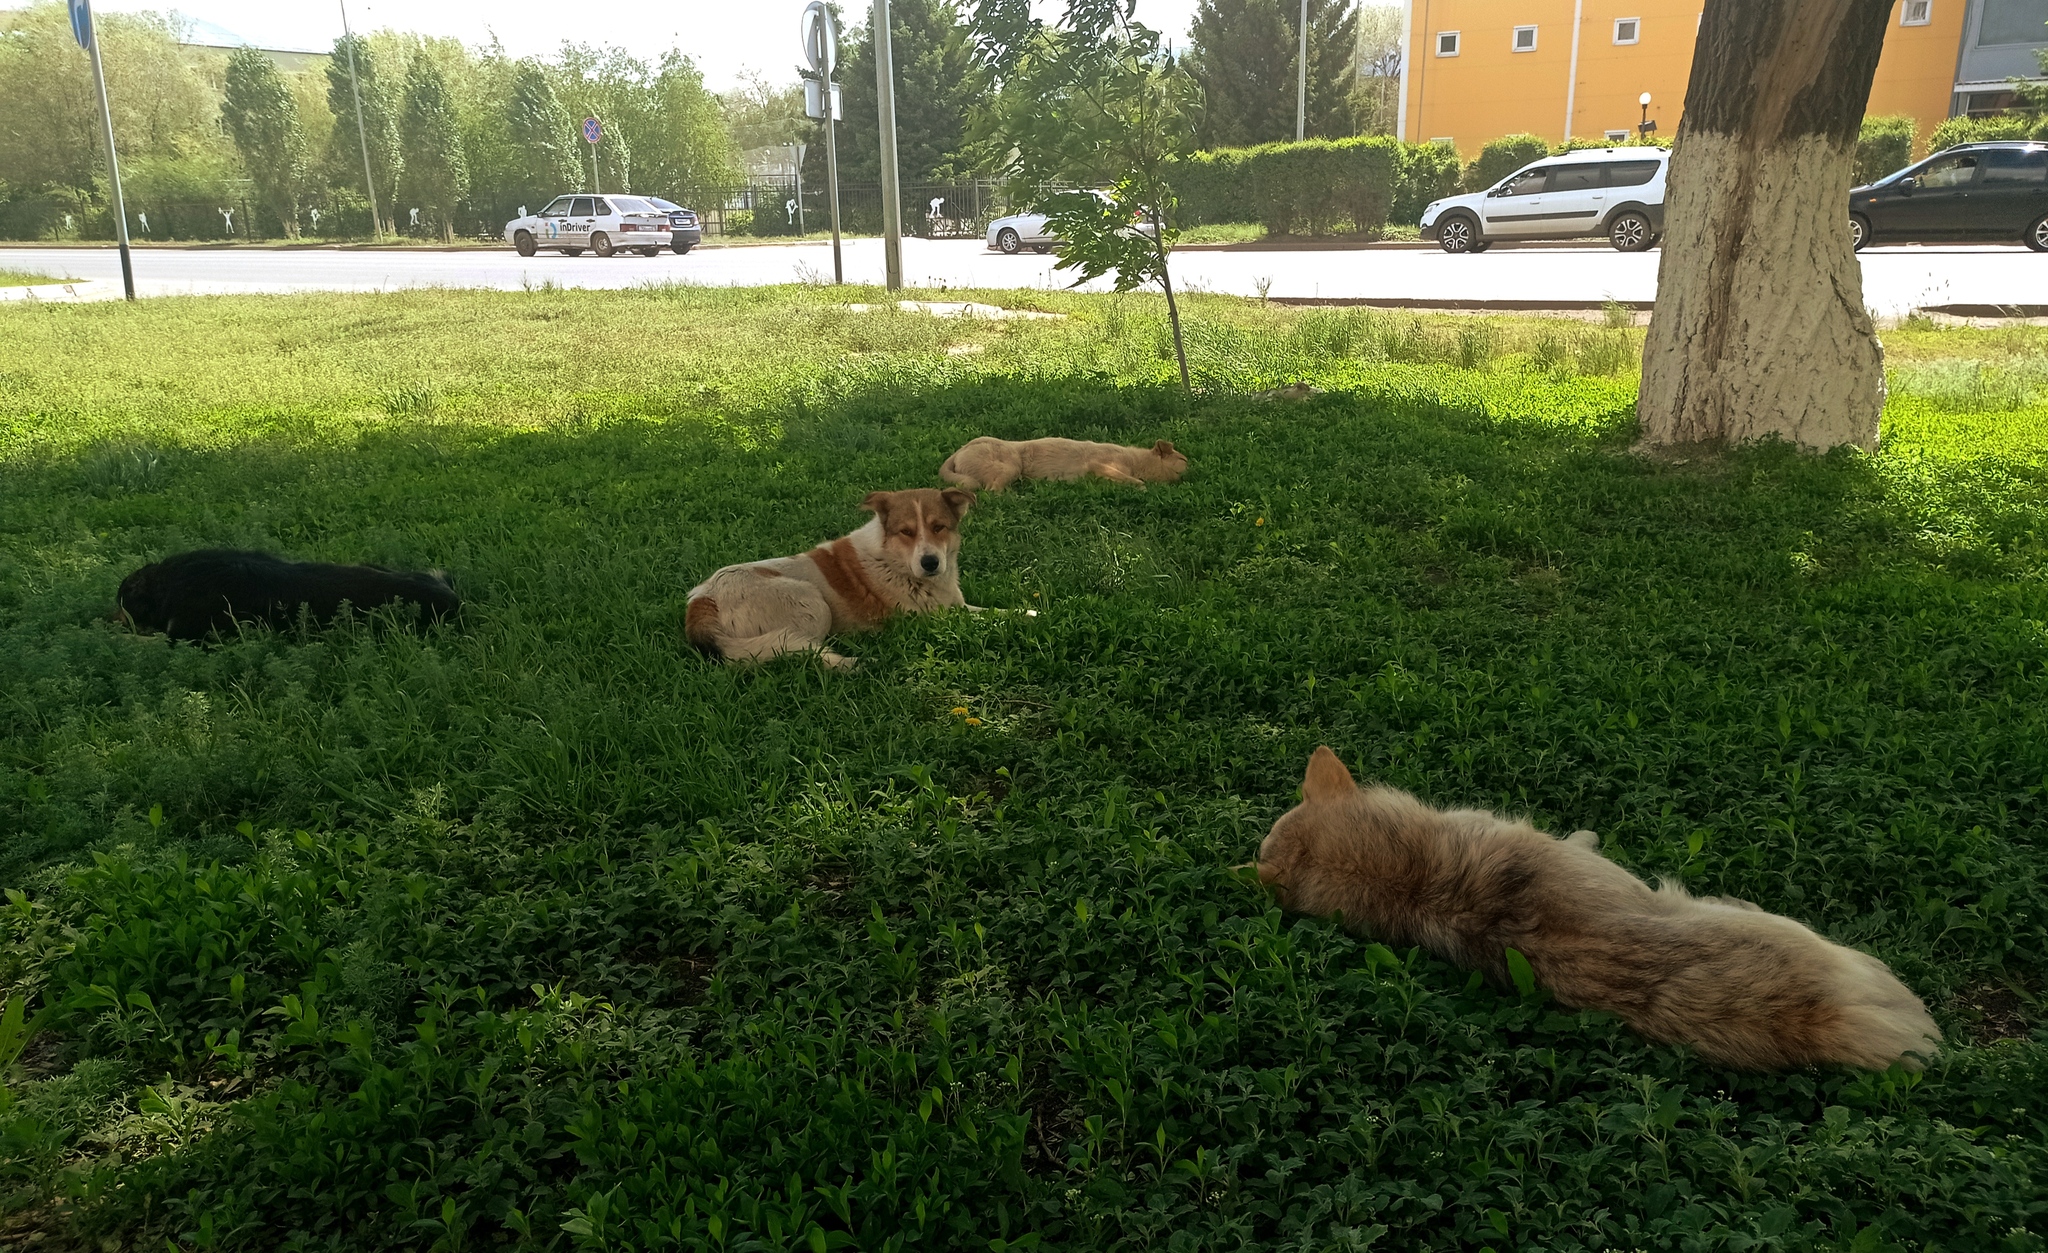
top-left (836, 0), bottom-right (987, 184)
top-left (507, 60), bottom-right (582, 201)
top-left (221, 46), bottom-right (310, 237)
top-left (324, 34), bottom-right (402, 234)
top-left (398, 51), bottom-right (469, 242)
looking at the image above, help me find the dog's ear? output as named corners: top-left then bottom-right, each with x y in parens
top-left (1154, 440), bottom-right (1176, 455)
top-left (939, 487), bottom-right (976, 519)
top-left (861, 491), bottom-right (892, 520)
top-left (1302, 746), bottom-right (1358, 802)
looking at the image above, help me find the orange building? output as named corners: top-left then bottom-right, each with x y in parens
top-left (1396, 0), bottom-right (2013, 156)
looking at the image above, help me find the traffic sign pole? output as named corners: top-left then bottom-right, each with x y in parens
top-left (73, 0), bottom-right (134, 299)
top-left (583, 117), bottom-right (602, 195)
top-left (802, 2), bottom-right (844, 284)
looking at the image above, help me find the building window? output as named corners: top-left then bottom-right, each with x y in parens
top-left (1437, 30), bottom-right (1460, 56)
top-left (1900, 0), bottom-right (1931, 24)
top-left (1614, 17), bottom-right (1640, 43)
top-left (1513, 24), bottom-right (1539, 51)
top-left (1605, 129), bottom-right (1630, 141)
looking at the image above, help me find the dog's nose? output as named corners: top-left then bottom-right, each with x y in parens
top-left (920, 554), bottom-right (940, 575)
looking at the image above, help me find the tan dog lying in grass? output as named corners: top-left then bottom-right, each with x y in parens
top-left (1255, 747), bottom-right (1941, 1072)
top-left (685, 488), bottom-right (977, 669)
top-left (939, 436), bottom-right (1188, 493)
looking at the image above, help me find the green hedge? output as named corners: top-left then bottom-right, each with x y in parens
top-left (1856, 115), bottom-right (1917, 184)
top-left (1461, 134), bottom-right (1551, 193)
top-left (1929, 113), bottom-right (2048, 152)
top-left (1178, 137), bottom-right (1401, 236)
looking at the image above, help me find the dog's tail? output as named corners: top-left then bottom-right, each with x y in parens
top-left (684, 595), bottom-right (724, 659)
top-left (938, 452), bottom-right (973, 488)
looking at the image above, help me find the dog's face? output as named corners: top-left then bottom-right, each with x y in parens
top-left (1150, 440), bottom-right (1189, 481)
top-left (114, 563), bottom-right (164, 630)
top-left (1255, 746), bottom-right (1358, 905)
top-left (862, 488), bottom-right (975, 581)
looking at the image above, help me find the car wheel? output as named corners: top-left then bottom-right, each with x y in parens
top-left (2027, 213), bottom-right (2048, 253)
top-left (637, 247), bottom-right (660, 256)
top-left (1031, 243), bottom-right (1052, 254)
top-left (1470, 241), bottom-right (1493, 253)
top-left (671, 242), bottom-right (693, 255)
top-left (1850, 214), bottom-right (1872, 252)
top-left (514, 231), bottom-right (537, 257)
top-left (1608, 211), bottom-right (1652, 252)
top-left (996, 227), bottom-right (1022, 255)
top-left (1436, 215), bottom-right (1477, 253)
top-left (559, 248), bottom-right (582, 256)
top-left (591, 231), bottom-right (614, 257)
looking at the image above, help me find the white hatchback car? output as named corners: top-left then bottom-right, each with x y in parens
top-left (1419, 147), bottom-right (1670, 253)
top-left (506, 194), bottom-right (675, 257)
top-left (988, 193), bottom-right (1158, 254)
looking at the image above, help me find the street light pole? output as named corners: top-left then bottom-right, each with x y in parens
top-left (339, 0), bottom-right (382, 238)
top-left (1296, 0), bottom-right (1309, 141)
top-left (873, 0), bottom-right (904, 290)
top-left (72, 0), bottom-right (133, 299)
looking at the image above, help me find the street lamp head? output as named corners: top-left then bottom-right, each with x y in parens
top-left (1639, 91), bottom-right (1652, 106)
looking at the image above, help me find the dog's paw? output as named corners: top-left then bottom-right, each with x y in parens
top-left (820, 650), bottom-right (859, 671)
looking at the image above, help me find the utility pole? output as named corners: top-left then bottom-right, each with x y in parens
top-left (339, 0), bottom-right (381, 238)
top-left (873, 0), bottom-right (904, 289)
top-left (1296, 0), bottom-right (1309, 141)
top-left (70, 0), bottom-right (133, 299)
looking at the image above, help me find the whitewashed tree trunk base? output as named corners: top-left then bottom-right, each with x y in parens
top-left (1637, 132), bottom-right (1884, 453)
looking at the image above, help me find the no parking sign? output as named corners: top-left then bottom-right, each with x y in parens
top-left (582, 117), bottom-right (601, 145)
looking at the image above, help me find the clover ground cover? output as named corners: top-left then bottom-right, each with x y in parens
top-left (0, 288), bottom-right (2044, 1250)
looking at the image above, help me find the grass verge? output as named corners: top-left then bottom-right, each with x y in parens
top-left (0, 287), bottom-right (2044, 1251)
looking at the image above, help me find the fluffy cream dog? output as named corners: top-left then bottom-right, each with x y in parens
top-left (1255, 747), bottom-right (1942, 1072)
top-left (685, 488), bottom-right (976, 669)
top-left (939, 436), bottom-right (1188, 493)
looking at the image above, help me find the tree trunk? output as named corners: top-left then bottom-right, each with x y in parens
top-left (1637, 0), bottom-right (1893, 452)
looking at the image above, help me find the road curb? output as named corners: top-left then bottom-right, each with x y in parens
top-left (1267, 296), bottom-right (1653, 311)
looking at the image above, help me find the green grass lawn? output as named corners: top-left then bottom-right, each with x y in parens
top-left (0, 268), bottom-right (76, 287)
top-left (2, 287), bottom-right (2046, 1251)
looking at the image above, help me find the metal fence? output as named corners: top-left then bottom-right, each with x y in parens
top-left (1, 180), bottom-right (1021, 244)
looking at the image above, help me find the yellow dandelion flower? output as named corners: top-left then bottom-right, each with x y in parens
top-left (1255, 517), bottom-right (1265, 526)
top-left (964, 717), bottom-right (983, 727)
top-left (951, 706), bottom-right (970, 716)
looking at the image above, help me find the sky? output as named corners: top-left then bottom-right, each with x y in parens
top-left (90, 0), bottom-right (1208, 92)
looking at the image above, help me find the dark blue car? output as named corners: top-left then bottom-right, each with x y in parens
top-left (1849, 141), bottom-right (2048, 252)
top-left (647, 197), bottom-right (703, 254)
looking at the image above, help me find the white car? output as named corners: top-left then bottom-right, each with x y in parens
top-left (505, 194), bottom-right (676, 257)
top-left (1419, 147), bottom-right (1670, 253)
top-left (987, 193), bottom-right (1158, 254)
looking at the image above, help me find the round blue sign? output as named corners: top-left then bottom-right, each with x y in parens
top-left (582, 117), bottom-right (601, 144)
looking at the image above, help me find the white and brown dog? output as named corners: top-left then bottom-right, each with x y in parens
top-left (685, 488), bottom-right (977, 669)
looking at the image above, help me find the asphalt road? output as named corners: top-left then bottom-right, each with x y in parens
top-left (1, 237), bottom-right (2035, 316)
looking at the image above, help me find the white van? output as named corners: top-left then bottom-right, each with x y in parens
top-left (1419, 148), bottom-right (1670, 253)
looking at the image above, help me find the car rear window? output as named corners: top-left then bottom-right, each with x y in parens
top-left (1608, 161), bottom-right (1661, 188)
top-left (1979, 149), bottom-right (2048, 184)
top-left (1547, 165), bottom-right (1607, 192)
top-left (611, 197), bottom-right (652, 212)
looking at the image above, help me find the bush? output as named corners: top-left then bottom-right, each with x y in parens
top-left (1177, 137), bottom-right (1399, 236)
top-left (1928, 113), bottom-right (2046, 152)
top-left (1856, 115), bottom-right (1917, 183)
top-left (1462, 133), bottom-right (1551, 193)
top-left (1392, 141), bottom-right (1461, 225)
top-left (723, 208), bottom-right (755, 236)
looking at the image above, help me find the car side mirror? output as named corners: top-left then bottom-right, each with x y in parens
top-left (1898, 176), bottom-right (1916, 195)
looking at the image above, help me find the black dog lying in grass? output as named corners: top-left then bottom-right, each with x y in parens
top-left (117, 549), bottom-right (460, 642)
